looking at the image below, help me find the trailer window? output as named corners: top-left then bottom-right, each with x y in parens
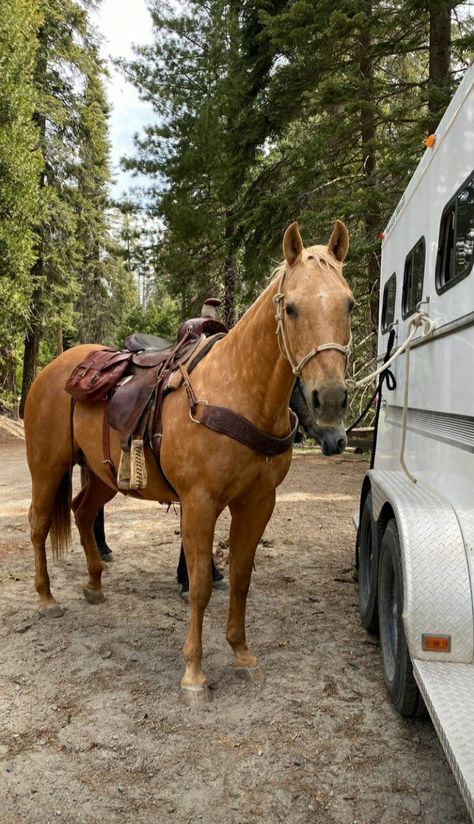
top-left (436, 171), bottom-right (474, 292)
top-left (402, 238), bottom-right (425, 317)
top-left (381, 273), bottom-right (396, 332)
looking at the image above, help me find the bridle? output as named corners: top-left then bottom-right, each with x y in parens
top-left (272, 264), bottom-right (352, 377)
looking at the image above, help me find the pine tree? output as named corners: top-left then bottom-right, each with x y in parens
top-left (123, 0), bottom-right (284, 322)
top-left (243, 0), bottom-right (473, 319)
top-left (19, 0), bottom-right (91, 414)
top-left (74, 42), bottom-right (113, 344)
top-left (0, 0), bottom-right (41, 415)
top-left (18, 0), bottom-right (138, 411)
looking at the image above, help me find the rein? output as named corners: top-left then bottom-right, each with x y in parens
top-left (272, 265), bottom-right (352, 376)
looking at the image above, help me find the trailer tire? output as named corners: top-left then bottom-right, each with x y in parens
top-left (358, 492), bottom-right (379, 633)
top-left (378, 519), bottom-right (421, 717)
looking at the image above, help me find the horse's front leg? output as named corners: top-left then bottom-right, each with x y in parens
top-left (180, 494), bottom-right (218, 705)
top-left (227, 491), bottom-right (276, 681)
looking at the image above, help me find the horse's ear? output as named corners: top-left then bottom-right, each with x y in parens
top-left (328, 220), bottom-right (349, 263)
top-left (283, 222), bottom-right (304, 266)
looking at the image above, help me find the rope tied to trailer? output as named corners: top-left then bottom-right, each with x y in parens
top-left (346, 311), bottom-right (435, 483)
top-left (345, 331), bottom-right (396, 437)
top-left (346, 311), bottom-right (435, 391)
top-left (398, 312), bottom-right (436, 483)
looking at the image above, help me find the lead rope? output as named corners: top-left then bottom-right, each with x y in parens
top-left (398, 313), bottom-right (435, 482)
top-left (348, 312), bottom-right (435, 483)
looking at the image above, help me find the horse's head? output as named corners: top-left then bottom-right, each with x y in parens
top-left (277, 221), bottom-right (353, 454)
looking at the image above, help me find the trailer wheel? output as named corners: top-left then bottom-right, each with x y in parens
top-left (378, 519), bottom-right (421, 717)
top-left (358, 492), bottom-right (379, 633)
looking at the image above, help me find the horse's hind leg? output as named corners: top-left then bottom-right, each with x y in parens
top-left (226, 491), bottom-right (276, 680)
top-left (29, 465), bottom-right (71, 618)
top-left (180, 494), bottom-right (218, 705)
top-left (72, 471), bottom-right (116, 604)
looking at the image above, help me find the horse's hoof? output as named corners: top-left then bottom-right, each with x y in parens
top-left (234, 665), bottom-right (264, 684)
top-left (100, 552), bottom-right (114, 563)
top-left (83, 587), bottom-right (106, 605)
top-left (180, 685), bottom-right (213, 706)
top-left (179, 589), bottom-right (189, 604)
top-left (212, 578), bottom-right (227, 591)
top-left (38, 602), bottom-right (64, 619)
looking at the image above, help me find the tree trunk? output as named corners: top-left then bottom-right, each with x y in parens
top-left (223, 213), bottom-right (238, 326)
top-left (19, 318), bottom-right (40, 418)
top-left (56, 322), bottom-right (63, 355)
top-left (223, 256), bottom-right (238, 326)
top-left (428, 0), bottom-right (452, 133)
top-left (0, 349), bottom-right (19, 418)
top-left (359, 9), bottom-right (380, 345)
top-left (19, 240), bottom-right (44, 416)
top-left (20, 26), bottom-right (47, 418)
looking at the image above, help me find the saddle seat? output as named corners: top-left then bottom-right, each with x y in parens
top-left (124, 332), bottom-right (171, 353)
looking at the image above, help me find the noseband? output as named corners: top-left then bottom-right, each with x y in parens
top-left (273, 266), bottom-right (352, 377)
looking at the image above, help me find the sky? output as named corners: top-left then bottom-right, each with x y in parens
top-left (95, 0), bottom-right (155, 196)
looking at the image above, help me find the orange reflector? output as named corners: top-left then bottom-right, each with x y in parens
top-left (425, 133), bottom-right (436, 149)
top-left (422, 634), bottom-right (451, 653)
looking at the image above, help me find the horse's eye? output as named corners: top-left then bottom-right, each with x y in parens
top-left (285, 303), bottom-right (297, 318)
top-left (347, 298), bottom-right (355, 313)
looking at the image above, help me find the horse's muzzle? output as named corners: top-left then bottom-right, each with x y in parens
top-left (311, 382), bottom-right (348, 422)
top-left (319, 426), bottom-right (347, 456)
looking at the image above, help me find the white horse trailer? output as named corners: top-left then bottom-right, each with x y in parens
top-left (356, 64), bottom-right (474, 818)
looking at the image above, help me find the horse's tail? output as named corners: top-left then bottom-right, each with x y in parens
top-left (50, 469), bottom-right (72, 560)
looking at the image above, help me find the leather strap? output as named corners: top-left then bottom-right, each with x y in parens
top-left (69, 398), bottom-right (76, 475)
top-left (179, 364), bottom-right (298, 457)
top-left (199, 405), bottom-right (299, 457)
top-left (102, 406), bottom-right (117, 485)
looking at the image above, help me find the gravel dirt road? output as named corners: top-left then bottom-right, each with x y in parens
top-left (0, 437), bottom-right (469, 824)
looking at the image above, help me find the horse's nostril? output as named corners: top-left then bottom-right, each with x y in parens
top-left (337, 438), bottom-right (346, 451)
top-left (312, 390), bottom-right (320, 409)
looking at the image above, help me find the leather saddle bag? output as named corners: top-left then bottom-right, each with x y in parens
top-left (64, 349), bottom-right (132, 403)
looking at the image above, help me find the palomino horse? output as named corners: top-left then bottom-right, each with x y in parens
top-left (24, 221), bottom-right (353, 704)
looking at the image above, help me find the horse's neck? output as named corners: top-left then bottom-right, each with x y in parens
top-left (216, 278), bottom-right (295, 433)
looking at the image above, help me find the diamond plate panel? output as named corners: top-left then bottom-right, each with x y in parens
top-left (458, 507), bottom-right (474, 578)
top-left (414, 660), bottom-right (474, 821)
top-left (368, 470), bottom-right (473, 662)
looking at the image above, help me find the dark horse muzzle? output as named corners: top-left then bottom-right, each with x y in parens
top-left (290, 379), bottom-right (347, 455)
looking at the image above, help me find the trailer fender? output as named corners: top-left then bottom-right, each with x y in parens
top-left (367, 469), bottom-right (473, 663)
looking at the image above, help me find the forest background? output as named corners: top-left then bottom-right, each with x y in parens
top-left (0, 0), bottom-right (472, 420)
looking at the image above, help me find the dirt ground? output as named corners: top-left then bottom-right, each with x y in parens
top-left (0, 437), bottom-right (469, 824)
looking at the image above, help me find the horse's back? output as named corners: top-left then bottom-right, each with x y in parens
top-left (28, 343), bottom-right (105, 393)
top-left (24, 344), bottom-right (105, 469)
